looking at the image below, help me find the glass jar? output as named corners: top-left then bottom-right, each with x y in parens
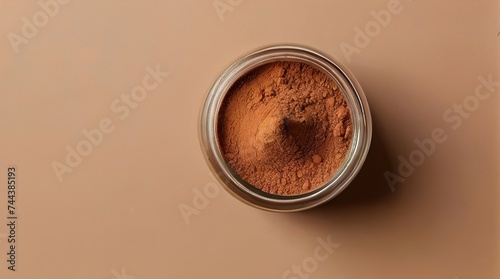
top-left (199, 45), bottom-right (372, 212)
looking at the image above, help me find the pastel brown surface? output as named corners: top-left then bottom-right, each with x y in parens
top-left (0, 1), bottom-right (497, 278)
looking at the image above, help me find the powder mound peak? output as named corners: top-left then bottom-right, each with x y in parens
top-left (255, 113), bottom-right (317, 164)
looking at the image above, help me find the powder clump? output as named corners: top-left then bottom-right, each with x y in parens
top-left (217, 61), bottom-right (352, 195)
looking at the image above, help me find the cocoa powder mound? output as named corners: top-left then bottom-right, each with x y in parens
top-left (217, 61), bottom-right (352, 196)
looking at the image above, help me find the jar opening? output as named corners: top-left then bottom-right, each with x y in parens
top-left (200, 45), bottom-right (372, 211)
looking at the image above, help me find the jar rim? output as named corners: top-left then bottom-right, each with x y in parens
top-left (199, 44), bottom-right (372, 212)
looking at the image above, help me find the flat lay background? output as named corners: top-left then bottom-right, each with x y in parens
top-left (0, 0), bottom-right (499, 278)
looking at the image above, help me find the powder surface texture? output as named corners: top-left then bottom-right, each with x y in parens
top-left (217, 61), bottom-right (352, 195)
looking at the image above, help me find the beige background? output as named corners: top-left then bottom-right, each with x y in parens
top-left (0, 0), bottom-right (499, 278)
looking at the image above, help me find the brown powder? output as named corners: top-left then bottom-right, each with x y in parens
top-left (217, 61), bottom-right (352, 196)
